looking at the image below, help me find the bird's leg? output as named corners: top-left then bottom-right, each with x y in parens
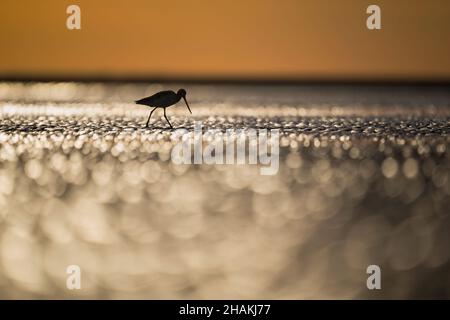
top-left (146, 107), bottom-right (157, 127)
top-left (163, 108), bottom-right (173, 129)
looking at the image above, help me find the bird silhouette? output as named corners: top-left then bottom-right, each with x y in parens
top-left (135, 89), bottom-right (192, 128)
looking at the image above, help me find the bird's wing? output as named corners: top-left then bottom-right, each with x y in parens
top-left (135, 90), bottom-right (175, 106)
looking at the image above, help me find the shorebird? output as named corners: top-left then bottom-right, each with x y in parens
top-left (135, 89), bottom-right (192, 128)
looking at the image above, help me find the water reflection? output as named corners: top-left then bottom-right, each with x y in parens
top-left (0, 82), bottom-right (449, 299)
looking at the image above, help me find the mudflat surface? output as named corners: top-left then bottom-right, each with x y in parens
top-left (0, 82), bottom-right (449, 298)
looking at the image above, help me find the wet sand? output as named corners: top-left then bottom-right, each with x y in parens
top-left (0, 82), bottom-right (449, 298)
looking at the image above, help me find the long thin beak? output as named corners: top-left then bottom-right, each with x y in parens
top-left (183, 97), bottom-right (192, 114)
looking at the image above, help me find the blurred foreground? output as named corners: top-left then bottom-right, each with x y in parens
top-left (0, 82), bottom-right (449, 299)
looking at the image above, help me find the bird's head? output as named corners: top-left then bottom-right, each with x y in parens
top-left (177, 88), bottom-right (192, 114)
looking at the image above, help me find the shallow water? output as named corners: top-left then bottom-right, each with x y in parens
top-left (0, 82), bottom-right (449, 299)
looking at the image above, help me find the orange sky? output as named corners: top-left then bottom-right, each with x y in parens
top-left (1, 0), bottom-right (449, 80)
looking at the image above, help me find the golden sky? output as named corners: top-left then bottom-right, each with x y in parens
top-left (1, 0), bottom-right (449, 80)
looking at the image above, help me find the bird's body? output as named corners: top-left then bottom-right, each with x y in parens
top-left (135, 89), bottom-right (191, 128)
top-left (135, 90), bottom-right (180, 108)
